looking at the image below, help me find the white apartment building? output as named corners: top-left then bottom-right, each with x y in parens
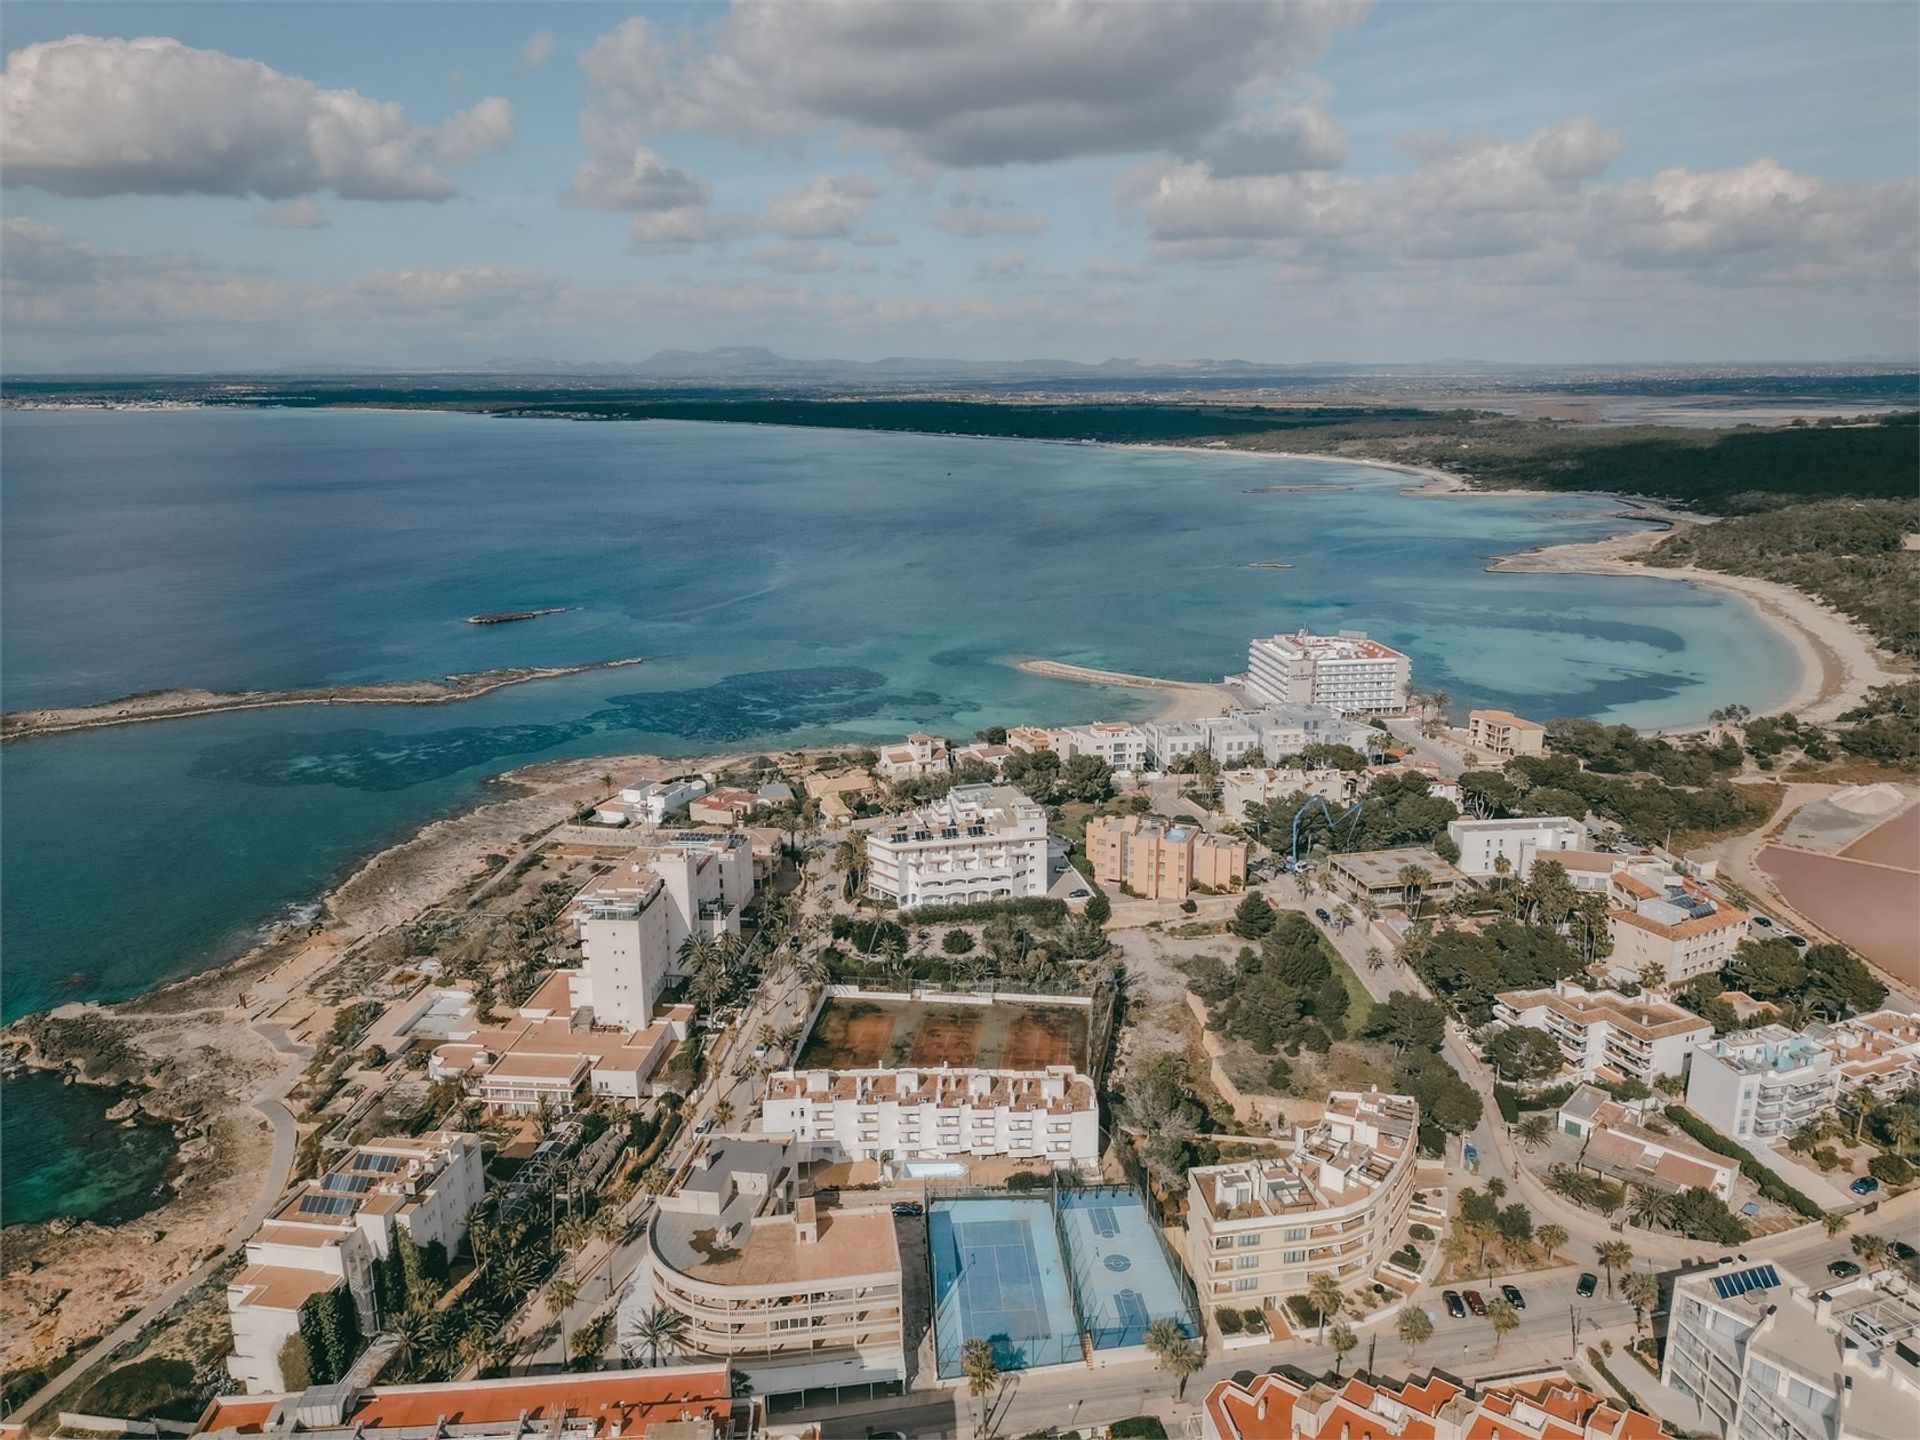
top-left (1445, 816), bottom-right (1584, 879)
top-left (618, 776), bottom-right (709, 825)
top-left (1142, 706), bottom-right (1373, 772)
top-left (1491, 982), bottom-right (1713, 1087)
top-left (570, 832), bottom-right (753, 1031)
top-left (1812, 1010), bottom-right (1920, 1102)
top-left (635, 1138), bottom-right (906, 1402)
top-left (1184, 1091), bottom-right (1419, 1313)
top-left (1685, 1027), bottom-right (1840, 1144)
top-left (1243, 632), bottom-right (1412, 714)
top-left (762, 1064), bottom-right (1099, 1165)
top-left (864, 784), bottom-right (1048, 909)
top-left (1219, 767), bottom-right (1350, 822)
top-left (1058, 721), bottom-right (1152, 771)
top-left (227, 1132), bottom-right (485, 1394)
top-left (1662, 1258), bottom-right (1920, 1440)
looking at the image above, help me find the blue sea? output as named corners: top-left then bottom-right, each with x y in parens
top-left (2, 406), bottom-right (1798, 1033)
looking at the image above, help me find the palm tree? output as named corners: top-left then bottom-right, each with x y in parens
top-left (1515, 1114), bottom-right (1551, 1151)
top-left (1332, 902), bottom-right (1354, 935)
top-left (1486, 1297), bottom-right (1520, 1354)
top-left (1306, 1272), bottom-right (1345, 1342)
top-left (621, 1304), bottom-right (691, 1368)
top-left (1622, 1271), bottom-right (1660, 1340)
top-left (1365, 944), bottom-right (1385, 972)
top-left (388, 1304), bottom-right (435, 1381)
top-left (960, 1337), bottom-right (1000, 1432)
top-left (493, 1247), bottom-right (542, 1302)
top-left (545, 1277), bottom-right (581, 1365)
top-left (1144, 1318), bottom-right (1203, 1397)
top-left (1398, 864), bottom-right (1432, 920)
top-left (1536, 1224), bottom-right (1568, 1261)
top-left (1628, 1185), bottom-right (1677, 1233)
top-left (1853, 1234), bottom-right (1893, 1269)
top-left (711, 1098), bottom-right (735, 1129)
top-left (1595, 1240), bottom-right (1633, 1297)
top-left (1883, 1105), bottom-right (1919, 1153)
top-left (1849, 1085), bottom-right (1881, 1143)
top-left (1397, 1303), bottom-right (1434, 1362)
top-left (554, 1215), bottom-right (591, 1255)
top-left (1327, 1321), bottom-right (1358, 1377)
top-left (1824, 1211), bottom-right (1850, 1239)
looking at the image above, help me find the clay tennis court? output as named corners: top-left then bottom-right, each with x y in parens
top-left (797, 995), bottom-right (1090, 1071)
top-left (1760, 801), bottom-right (1920, 990)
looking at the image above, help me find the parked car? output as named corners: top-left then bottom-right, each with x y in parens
top-left (1576, 1272), bottom-right (1599, 1298)
top-left (891, 1201), bottom-right (924, 1218)
top-left (1851, 1177), bottom-right (1882, 1196)
top-left (1443, 1290), bottom-right (1466, 1319)
top-left (1829, 1259), bottom-right (1863, 1278)
top-left (1068, 888), bottom-right (1091, 899)
top-left (1891, 1240), bottom-right (1918, 1263)
top-left (693, 1117), bottom-right (715, 1137)
top-left (1501, 1284), bottom-right (1526, 1310)
top-left (1314, 907), bottom-right (1331, 923)
top-left (1463, 1289), bottom-right (1488, 1317)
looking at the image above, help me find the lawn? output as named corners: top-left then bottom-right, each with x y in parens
top-left (1327, 944), bottom-right (1375, 1035)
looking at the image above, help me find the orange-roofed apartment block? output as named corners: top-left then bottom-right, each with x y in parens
top-left (226, 1132), bottom-right (485, 1394)
top-left (1202, 1367), bottom-right (1661, 1440)
top-left (1492, 981), bottom-right (1712, 1088)
top-left (1601, 862), bottom-right (1750, 987)
top-left (1185, 1091), bottom-right (1420, 1320)
top-left (1085, 813), bottom-right (1247, 900)
top-left (1466, 708), bottom-right (1548, 759)
top-left (194, 1362), bottom-right (763, 1440)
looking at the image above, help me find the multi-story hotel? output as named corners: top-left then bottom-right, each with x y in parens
top-left (1684, 1026), bottom-right (1840, 1143)
top-left (1242, 631), bottom-right (1411, 714)
top-left (636, 1138), bottom-right (906, 1402)
top-left (1184, 1091), bottom-right (1418, 1315)
top-left (1084, 813), bottom-right (1247, 900)
top-left (226, 1132), bottom-right (485, 1394)
top-left (1203, 1368), bottom-right (1661, 1440)
top-left (570, 832), bottom-right (754, 1031)
top-left (1662, 1258), bottom-right (1920, 1440)
top-left (1445, 815), bottom-right (1584, 879)
top-left (863, 783), bottom-right (1047, 908)
top-left (1466, 708), bottom-right (1548, 760)
top-left (1491, 982), bottom-right (1713, 1087)
top-left (761, 1064), bottom-right (1099, 1165)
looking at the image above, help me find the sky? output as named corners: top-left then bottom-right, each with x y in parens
top-left (2, 1), bottom-right (1916, 370)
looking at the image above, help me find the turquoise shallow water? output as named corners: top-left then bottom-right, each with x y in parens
top-left (1, 1068), bottom-right (178, 1227)
top-left (2, 408), bottom-right (1798, 1032)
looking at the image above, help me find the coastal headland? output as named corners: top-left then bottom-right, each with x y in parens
top-left (0, 657), bottom-right (646, 742)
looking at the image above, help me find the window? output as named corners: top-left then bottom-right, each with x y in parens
top-left (1285, 1227), bottom-right (1307, 1242)
top-left (1233, 1277), bottom-right (1258, 1293)
top-left (1235, 1255), bottom-right (1258, 1270)
top-left (1285, 1250), bottom-right (1306, 1264)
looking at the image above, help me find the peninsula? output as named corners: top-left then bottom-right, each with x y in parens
top-left (0, 658), bottom-right (645, 741)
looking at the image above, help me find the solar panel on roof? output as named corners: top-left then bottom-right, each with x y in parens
top-left (321, 1173), bottom-right (373, 1193)
top-left (299, 1193), bottom-right (355, 1217)
top-left (1711, 1264), bottom-right (1781, 1300)
top-left (356, 1152), bottom-right (401, 1173)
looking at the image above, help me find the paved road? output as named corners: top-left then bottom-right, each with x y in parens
top-left (13, 1019), bottom-right (312, 1423)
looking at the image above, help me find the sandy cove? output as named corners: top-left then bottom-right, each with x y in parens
top-left (1014, 658), bottom-right (1240, 723)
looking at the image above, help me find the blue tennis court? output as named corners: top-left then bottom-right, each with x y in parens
top-left (930, 1197), bottom-right (1080, 1377)
top-left (1058, 1188), bottom-right (1198, 1351)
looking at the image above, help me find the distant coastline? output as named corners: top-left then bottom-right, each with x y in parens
top-left (0, 657), bottom-right (645, 741)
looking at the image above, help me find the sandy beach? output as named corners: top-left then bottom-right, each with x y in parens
top-left (1014, 658), bottom-right (1240, 723)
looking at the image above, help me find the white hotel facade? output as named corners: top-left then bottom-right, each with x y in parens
top-left (1243, 631), bottom-right (1412, 714)
top-left (864, 784), bottom-right (1048, 909)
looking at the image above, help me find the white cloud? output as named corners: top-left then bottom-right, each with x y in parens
top-left (765, 174), bottom-right (881, 240)
top-left (1195, 103), bottom-right (1345, 177)
top-left (576, 1), bottom-right (1369, 167)
top-left (930, 186), bottom-right (1049, 238)
top-left (1085, 258), bottom-right (1151, 284)
top-left (745, 243), bottom-right (841, 274)
top-left (974, 251), bottom-right (1029, 281)
top-left (520, 31), bottom-right (555, 68)
top-left (258, 199), bottom-right (328, 229)
top-left (627, 206), bottom-right (751, 254)
top-left (565, 147), bottom-right (711, 212)
top-left (0, 35), bottom-right (511, 200)
top-left (851, 229), bottom-right (898, 247)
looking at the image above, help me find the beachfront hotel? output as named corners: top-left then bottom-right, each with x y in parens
top-left (1202, 1368), bottom-right (1661, 1440)
top-left (632, 1138), bottom-right (906, 1404)
top-left (1241, 631), bottom-right (1412, 714)
top-left (1662, 1257), bottom-right (1920, 1440)
top-left (225, 1132), bottom-right (485, 1394)
top-left (1084, 812), bottom-right (1247, 900)
top-left (863, 783), bottom-right (1048, 908)
top-left (1467, 707), bottom-right (1549, 759)
top-left (1183, 1091), bottom-right (1419, 1317)
top-left (874, 731), bottom-right (951, 782)
top-left (1491, 981), bottom-right (1713, 1087)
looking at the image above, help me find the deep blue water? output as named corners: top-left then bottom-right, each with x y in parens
top-left (1, 408), bottom-right (1798, 1028)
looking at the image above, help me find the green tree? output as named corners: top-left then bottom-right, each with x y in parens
top-left (1361, 992), bottom-right (1446, 1055)
top-left (1485, 1026), bottom-right (1565, 1084)
top-left (1536, 1224), bottom-right (1568, 1260)
top-left (1306, 1272), bottom-right (1345, 1342)
top-left (1515, 1114), bottom-right (1552, 1151)
top-left (1486, 1297), bottom-right (1521, 1354)
top-left (961, 1337), bottom-right (1001, 1431)
top-left (1145, 1318), bottom-right (1204, 1398)
top-left (1622, 1271), bottom-right (1661, 1339)
top-left (621, 1304), bottom-right (691, 1368)
top-left (1327, 1321), bottom-right (1358, 1376)
top-left (1231, 890), bottom-right (1278, 939)
top-left (1595, 1240), bottom-right (1633, 1297)
top-left (1397, 1303), bottom-right (1434, 1362)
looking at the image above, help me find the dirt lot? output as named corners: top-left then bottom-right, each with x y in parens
top-left (797, 996), bottom-right (1090, 1072)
